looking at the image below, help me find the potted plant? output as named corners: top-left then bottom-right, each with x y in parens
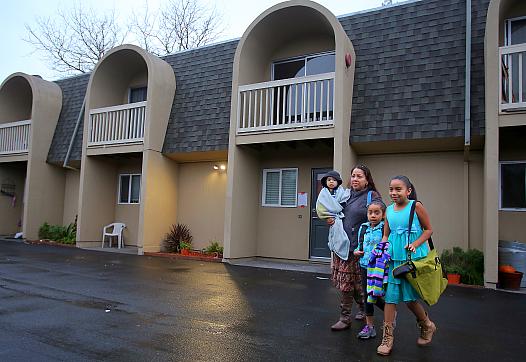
top-left (498, 265), bottom-right (524, 290)
top-left (162, 223), bottom-right (193, 254)
top-left (203, 240), bottom-right (224, 258)
top-left (179, 241), bottom-right (192, 256)
top-left (440, 247), bottom-right (484, 286)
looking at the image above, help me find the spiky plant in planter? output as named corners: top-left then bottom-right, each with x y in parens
top-left (163, 223), bottom-right (193, 253)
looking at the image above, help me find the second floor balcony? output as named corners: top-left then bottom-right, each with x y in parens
top-left (0, 120), bottom-right (31, 156)
top-left (500, 43), bottom-right (526, 112)
top-left (237, 72), bottom-right (335, 135)
top-left (87, 101), bottom-right (146, 147)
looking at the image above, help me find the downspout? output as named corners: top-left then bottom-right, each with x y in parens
top-left (464, 0), bottom-right (472, 249)
top-left (62, 97), bottom-right (86, 170)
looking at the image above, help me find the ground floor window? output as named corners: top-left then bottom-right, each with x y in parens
top-left (262, 168), bottom-right (298, 207)
top-left (500, 161), bottom-right (526, 210)
top-left (119, 174), bottom-right (141, 204)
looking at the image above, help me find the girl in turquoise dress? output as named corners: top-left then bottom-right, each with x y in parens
top-left (377, 176), bottom-right (437, 356)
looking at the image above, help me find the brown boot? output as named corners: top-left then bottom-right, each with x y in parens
top-left (331, 291), bottom-right (353, 331)
top-left (377, 322), bottom-right (394, 356)
top-left (417, 316), bottom-right (436, 346)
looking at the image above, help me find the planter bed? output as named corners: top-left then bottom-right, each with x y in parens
top-left (144, 251), bottom-right (223, 263)
top-left (27, 239), bottom-right (76, 248)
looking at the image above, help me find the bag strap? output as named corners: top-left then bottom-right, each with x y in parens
top-left (358, 224), bottom-right (368, 252)
top-left (407, 200), bottom-right (434, 261)
top-left (366, 190), bottom-right (373, 206)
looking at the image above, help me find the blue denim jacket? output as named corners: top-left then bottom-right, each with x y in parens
top-left (357, 221), bottom-right (384, 268)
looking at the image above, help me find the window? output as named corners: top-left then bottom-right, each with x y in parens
top-left (129, 87), bottom-right (147, 103)
top-left (271, 52), bottom-right (335, 122)
top-left (119, 174), bottom-right (141, 204)
top-left (500, 161), bottom-right (526, 210)
top-left (262, 168), bottom-right (298, 207)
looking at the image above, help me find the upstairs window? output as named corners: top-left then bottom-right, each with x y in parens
top-left (119, 174), bottom-right (141, 204)
top-left (272, 51), bottom-right (335, 80)
top-left (505, 17), bottom-right (526, 46)
top-left (129, 87), bottom-right (147, 103)
top-left (262, 168), bottom-right (298, 207)
top-left (500, 161), bottom-right (526, 210)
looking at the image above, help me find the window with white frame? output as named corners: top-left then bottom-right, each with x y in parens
top-left (119, 174), bottom-right (141, 204)
top-left (500, 161), bottom-right (526, 210)
top-left (262, 168), bottom-right (298, 207)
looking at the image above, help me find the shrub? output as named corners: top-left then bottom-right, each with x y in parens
top-left (38, 221), bottom-right (76, 244)
top-left (163, 223), bottom-right (193, 253)
top-left (440, 247), bottom-right (484, 285)
top-left (204, 240), bottom-right (223, 255)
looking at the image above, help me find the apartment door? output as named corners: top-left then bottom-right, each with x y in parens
top-left (309, 168), bottom-right (331, 259)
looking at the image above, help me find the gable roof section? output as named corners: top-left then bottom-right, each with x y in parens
top-left (47, 74), bottom-right (89, 165)
top-left (162, 41), bottom-right (237, 154)
top-left (341, 0), bottom-right (490, 144)
top-left (47, 0), bottom-right (491, 164)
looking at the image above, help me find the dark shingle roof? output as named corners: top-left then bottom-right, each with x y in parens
top-left (47, 74), bottom-right (89, 165)
top-left (342, 0), bottom-right (490, 144)
top-left (162, 41), bottom-right (237, 154)
top-left (47, 0), bottom-right (491, 163)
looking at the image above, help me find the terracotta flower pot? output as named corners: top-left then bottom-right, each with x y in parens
top-left (498, 271), bottom-right (524, 290)
top-left (180, 248), bottom-right (190, 256)
top-left (447, 273), bottom-right (461, 284)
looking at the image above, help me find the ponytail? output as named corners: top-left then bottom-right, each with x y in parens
top-left (391, 175), bottom-right (418, 200)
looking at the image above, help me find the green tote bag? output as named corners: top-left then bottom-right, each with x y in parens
top-left (399, 201), bottom-right (448, 306)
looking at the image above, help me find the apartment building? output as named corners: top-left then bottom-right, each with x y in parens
top-left (1, 0), bottom-right (524, 288)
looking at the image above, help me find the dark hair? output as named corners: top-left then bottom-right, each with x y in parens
top-left (368, 199), bottom-right (387, 213)
top-left (348, 164), bottom-right (378, 193)
top-left (391, 175), bottom-right (417, 200)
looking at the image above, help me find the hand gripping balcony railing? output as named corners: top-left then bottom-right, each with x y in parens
top-left (88, 102), bottom-right (146, 147)
top-left (237, 72), bottom-right (335, 134)
top-left (0, 120), bottom-right (31, 155)
top-left (500, 44), bottom-right (526, 112)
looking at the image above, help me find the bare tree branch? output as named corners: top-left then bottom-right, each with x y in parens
top-left (131, 0), bottom-right (224, 55)
top-left (24, 2), bottom-right (128, 75)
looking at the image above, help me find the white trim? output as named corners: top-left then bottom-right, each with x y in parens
top-left (118, 173), bottom-right (142, 205)
top-left (0, 120), bottom-right (31, 129)
top-left (89, 101), bottom-right (147, 115)
top-left (261, 168), bottom-right (298, 208)
top-left (239, 72), bottom-right (335, 92)
top-left (499, 161), bottom-right (526, 211)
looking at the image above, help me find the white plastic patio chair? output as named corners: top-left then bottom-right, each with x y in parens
top-left (102, 223), bottom-right (126, 249)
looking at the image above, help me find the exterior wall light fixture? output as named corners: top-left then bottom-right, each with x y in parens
top-left (213, 164), bottom-right (227, 171)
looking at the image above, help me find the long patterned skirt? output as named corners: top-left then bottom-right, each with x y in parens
top-left (331, 253), bottom-right (363, 295)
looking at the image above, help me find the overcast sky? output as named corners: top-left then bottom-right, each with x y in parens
top-left (0, 0), bottom-right (399, 82)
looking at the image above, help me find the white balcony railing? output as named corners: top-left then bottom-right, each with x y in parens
top-left (0, 120), bottom-right (31, 155)
top-left (237, 72), bottom-right (335, 134)
top-left (500, 44), bottom-right (526, 112)
top-left (88, 101), bottom-right (146, 147)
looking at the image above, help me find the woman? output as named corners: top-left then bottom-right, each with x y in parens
top-left (328, 164), bottom-right (381, 331)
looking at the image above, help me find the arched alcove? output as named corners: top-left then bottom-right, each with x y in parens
top-left (0, 76), bottom-right (33, 124)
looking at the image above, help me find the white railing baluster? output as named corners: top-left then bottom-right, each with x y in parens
top-left (87, 102), bottom-right (146, 147)
top-left (0, 120), bottom-right (31, 155)
top-left (235, 72), bottom-right (335, 133)
top-left (519, 53), bottom-right (523, 104)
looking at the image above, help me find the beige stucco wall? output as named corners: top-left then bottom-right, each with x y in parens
top-left (0, 163), bottom-right (25, 234)
top-left (0, 73), bottom-right (65, 240)
top-left (499, 212), bottom-right (526, 243)
top-left (256, 148), bottom-right (332, 260)
top-left (62, 170), bottom-right (80, 226)
top-left (139, 151), bottom-right (179, 253)
top-left (360, 151), bottom-right (484, 253)
top-left (77, 157), bottom-right (118, 242)
top-left (224, 0), bottom-right (355, 260)
top-left (78, 44), bottom-right (176, 251)
top-left (176, 161), bottom-right (227, 251)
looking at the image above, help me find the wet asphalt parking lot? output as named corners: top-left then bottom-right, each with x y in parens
top-left (0, 239), bottom-right (524, 361)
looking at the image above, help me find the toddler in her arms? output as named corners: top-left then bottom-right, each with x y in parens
top-left (316, 171), bottom-right (351, 260)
